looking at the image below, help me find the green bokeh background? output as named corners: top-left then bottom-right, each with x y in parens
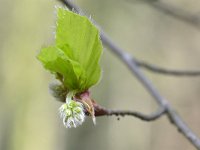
top-left (0, 0), bottom-right (200, 150)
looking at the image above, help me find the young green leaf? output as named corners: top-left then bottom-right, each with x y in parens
top-left (37, 8), bottom-right (103, 92)
top-left (56, 8), bottom-right (103, 89)
top-left (37, 46), bottom-right (85, 90)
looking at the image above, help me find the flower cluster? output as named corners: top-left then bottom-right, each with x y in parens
top-left (59, 100), bottom-right (85, 128)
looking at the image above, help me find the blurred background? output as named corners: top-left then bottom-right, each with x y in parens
top-left (0, 0), bottom-right (200, 150)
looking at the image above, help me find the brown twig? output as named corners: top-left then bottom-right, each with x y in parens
top-left (57, 0), bottom-right (200, 149)
top-left (103, 108), bottom-right (166, 121)
top-left (89, 99), bottom-right (166, 121)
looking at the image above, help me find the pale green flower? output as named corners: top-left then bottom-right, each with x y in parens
top-left (59, 98), bottom-right (85, 128)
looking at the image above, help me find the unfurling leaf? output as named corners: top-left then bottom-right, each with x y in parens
top-left (37, 8), bottom-right (103, 92)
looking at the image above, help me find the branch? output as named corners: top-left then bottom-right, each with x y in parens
top-left (58, 0), bottom-right (200, 149)
top-left (167, 108), bottom-right (200, 148)
top-left (135, 0), bottom-right (200, 30)
top-left (135, 59), bottom-right (200, 77)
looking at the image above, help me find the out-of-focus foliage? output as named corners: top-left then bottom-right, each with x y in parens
top-left (0, 0), bottom-right (200, 150)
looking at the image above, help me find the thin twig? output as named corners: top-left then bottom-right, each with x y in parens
top-left (134, 0), bottom-right (200, 30)
top-left (106, 107), bottom-right (166, 121)
top-left (58, 0), bottom-right (200, 149)
top-left (135, 60), bottom-right (200, 77)
top-left (91, 101), bottom-right (166, 121)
